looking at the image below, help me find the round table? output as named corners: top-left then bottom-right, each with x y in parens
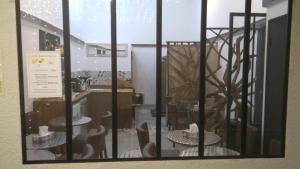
top-left (167, 130), bottom-right (221, 146)
top-left (180, 146), bottom-right (240, 157)
top-left (49, 116), bottom-right (92, 127)
top-left (26, 132), bottom-right (77, 150)
top-left (26, 150), bottom-right (56, 160)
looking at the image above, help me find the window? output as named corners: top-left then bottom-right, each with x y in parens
top-left (16, 0), bottom-right (292, 163)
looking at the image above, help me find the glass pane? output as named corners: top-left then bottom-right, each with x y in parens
top-left (116, 0), bottom-right (157, 159)
top-left (161, 0), bottom-right (201, 158)
top-left (69, 0), bottom-right (112, 160)
top-left (20, 0), bottom-right (66, 161)
top-left (251, 0), bottom-right (290, 156)
top-left (204, 0), bottom-right (247, 157)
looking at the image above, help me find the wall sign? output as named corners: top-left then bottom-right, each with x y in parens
top-left (0, 49), bottom-right (3, 96)
top-left (26, 51), bottom-right (62, 98)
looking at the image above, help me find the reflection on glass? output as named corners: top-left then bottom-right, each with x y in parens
top-left (20, 0), bottom-right (66, 161)
top-left (258, 0), bottom-right (289, 156)
top-left (69, 0), bottom-right (112, 160)
top-left (116, 0), bottom-right (157, 159)
top-left (204, 0), bottom-right (248, 157)
top-left (161, 0), bottom-right (201, 158)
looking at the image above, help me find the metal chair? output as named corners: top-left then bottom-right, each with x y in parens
top-left (136, 122), bottom-right (150, 151)
top-left (142, 142), bottom-right (157, 158)
top-left (88, 125), bottom-right (107, 159)
top-left (101, 111), bottom-right (112, 136)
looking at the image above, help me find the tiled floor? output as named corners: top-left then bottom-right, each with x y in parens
top-left (105, 105), bottom-right (189, 158)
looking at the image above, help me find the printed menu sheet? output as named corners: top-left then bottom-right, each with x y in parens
top-left (0, 49), bottom-right (3, 96)
top-left (27, 51), bottom-right (62, 98)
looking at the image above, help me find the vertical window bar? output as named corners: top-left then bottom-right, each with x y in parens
top-left (250, 16), bottom-right (256, 123)
top-left (156, 0), bottom-right (162, 158)
top-left (241, 0), bottom-right (252, 156)
top-left (226, 13), bottom-right (234, 149)
top-left (62, 0), bottom-right (72, 161)
top-left (15, 0), bottom-right (27, 162)
top-left (281, 0), bottom-right (293, 156)
top-left (199, 0), bottom-right (207, 157)
top-left (111, 0), bottom-right (118, 159)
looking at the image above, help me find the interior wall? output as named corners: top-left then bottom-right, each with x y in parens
top-left (84, 0), bottom-right (201, 44)
top-left (20, 19), bottom-right (87, 112)
top-left (20, 0), bottom-right (85, 40)
top-left (0, 0), bottom-right (300, 169)
top-left (207, 0), bottom-right (266, 28)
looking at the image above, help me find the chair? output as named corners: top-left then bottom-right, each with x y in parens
top-left (167, 104), bottom-right (177, 130)
top-left (142, 142), bottom-right (157, 158)
top-left (88, 125), bottom-right (107, 159)
top-left (235, 122), bottom-right (259, 155)
top-left (72, 133), bottom-right (88, 154)
top-left (101, 111), bottom-right (112, 136)
top-left (136, 122), bottom-right (150, 151)
top-left (136, 122), bottom-right (179, 157)
top-left (73, 144), bottom-right (95, 160)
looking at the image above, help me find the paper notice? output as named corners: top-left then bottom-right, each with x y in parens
top-left (27, 51), bottom-right (62, 98)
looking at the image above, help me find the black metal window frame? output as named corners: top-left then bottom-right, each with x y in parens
top-left (15, 0), bottom-right (294, 164)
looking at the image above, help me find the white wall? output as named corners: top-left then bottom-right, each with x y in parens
top-left (207, 0), bottom-right (266, 28)
top-left (84, 0), bottom-right (201, 44)
top-left (20, 19), bottom-right (87, 112)
top-left (20, 0), bottom-right (86, 40)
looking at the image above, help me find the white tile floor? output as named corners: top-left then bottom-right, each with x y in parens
top-left (105, 105), bottom-right (188, 158)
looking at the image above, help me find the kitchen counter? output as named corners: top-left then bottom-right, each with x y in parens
top-left (33, 88), bottom-right (134, 128)
top-left (72, 88), bottom-right (134, 103)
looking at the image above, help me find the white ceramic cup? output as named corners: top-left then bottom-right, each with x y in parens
top-left (39, 126), bottom-right (49, 136)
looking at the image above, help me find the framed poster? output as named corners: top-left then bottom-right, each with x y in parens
top-left (26, 50), bottom-right (62, 98)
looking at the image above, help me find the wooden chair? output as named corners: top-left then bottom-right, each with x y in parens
top-left (88, 125), bottom-right (107, 159)
top-left (142, 142), bottom-right (157, 158)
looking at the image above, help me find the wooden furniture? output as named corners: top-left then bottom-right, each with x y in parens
top-left (179, 146), bottom-right (240, 157)
top-left (87, 89), bottom-right (134, 128)
top-left (33, 88), bottom-right (134, 130)
top-left (88, 125), bottom-right (107, 159)
top-left (167, 103), bottom-right (190, 130)
top-left (33, 99), bottom-right (65, 128)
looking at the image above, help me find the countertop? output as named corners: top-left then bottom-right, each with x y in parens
top-left (72, 88), bottom-right (133, 103)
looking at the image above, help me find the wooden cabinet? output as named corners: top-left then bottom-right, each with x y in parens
top-left (33, 99), bottom-right (65, 127)
top-left (86, 89), bottom-right (134, 129)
